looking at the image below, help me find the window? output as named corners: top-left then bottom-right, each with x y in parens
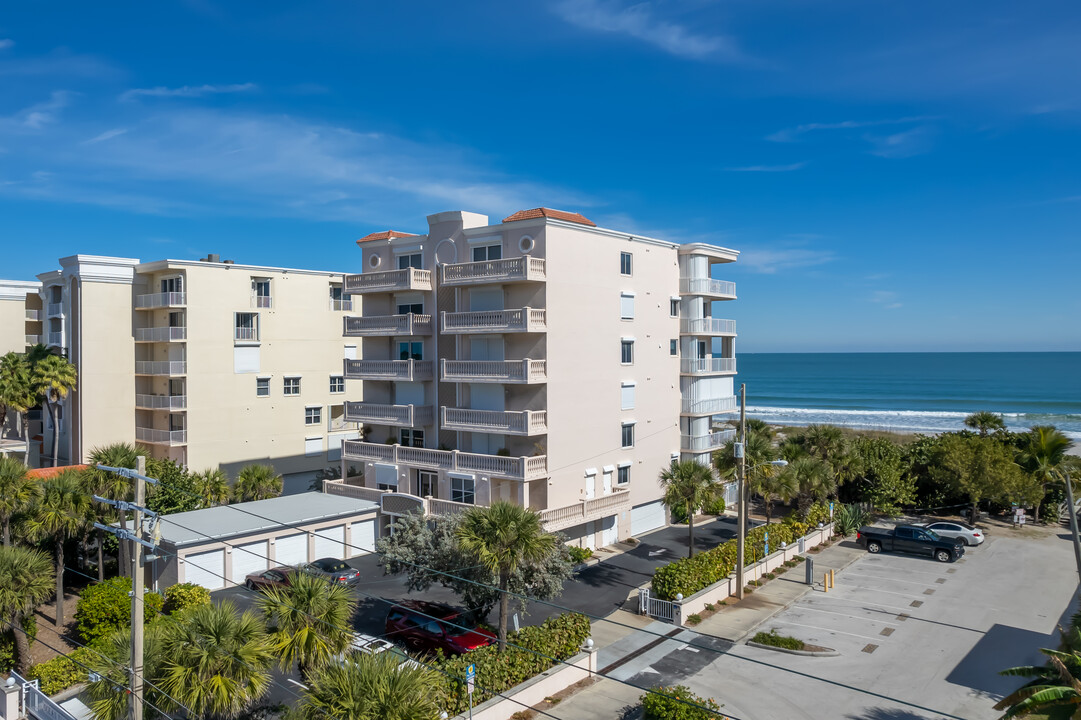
top-left (397, 302), bottom-right (423, 315)
top-left (418, 471), bottom-right (438, 498)
top-left (620, 340), bottom-right (634, 365)
top-left (617, 465), bottom-right (630, 486)
top-left (472, 244), bottom-right (502, 262)
top-left (397, 253), bottom-right (422, 270)
top-left (329, 376), bottom-right (344, 393)
top-left (620, 292), bottom-right (635, 320)
top-left (305, 407), bottom-right (321, 425)
top-left (670, 339), bottom-right (678, 356)
top-left (398, 341), bottom-right (423, 360)
top-left (252, 278), bottom-right (272, 308)
top-left (621, 382), bottom-right (635, 410)
top-left (621, 423), bottom-right (635, 448)
top-left (284, 377), bottom-right (301, 396)
top-left (160, 276), bottom-right (183, 294)
top-left (329, 284), bottom-right (351, 311)
top-left (670, 299), bottom-right (680, 317)
top-left (235, 312), bottom-right (259, 342)
top-left (256, 377), bottom-right (270, 397)
top-left (451, 476), bottom-right (475, 505)
top-left (399, 428), bottom-right (424, 448)
top-left (620, 252), bottom-right (632, 275)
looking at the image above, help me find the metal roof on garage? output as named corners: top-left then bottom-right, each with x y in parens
top-left (157, 492), bottom-right (378, 548)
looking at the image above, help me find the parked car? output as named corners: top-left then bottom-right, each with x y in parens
top-left (857, 525), bottom-right (965, 563)
top-left (918, 520), bottom-right (984, 546)
top-left (244, 566), bottom-right (295, 592)
top-left (335, 633), bottom-right (419, 669)
top-left (385, 600), bottom-right (496, 656)
top-left (302, 557), bottom-right (361, 586)
top-left (960, 507), bottom-right (988, 521)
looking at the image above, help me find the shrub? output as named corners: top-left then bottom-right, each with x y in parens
top-left (794, 555), bottom-right (806, 563)
top-left (751, 629), bottom-right (805, 651)
top-left (567, 546), bottom-right (593, 565)
top-left (834, 503), bottom-right (872, 537)
top-left (641, 685), bottom-right (724, 719)
top-left (27, 647), bottom-right (95, 695)
top-left (704, 603), bottom-right (715, 612)
top-left (802, 502), bottom-right (831, 527)
top-left (0, 616), bottom-right (35, 673)
top-left (670, 503), bottom-right (690, 525)
top-left (743, 587), bottom-right (754, 594)
top-left (162, 583), bottom-right (211, 615)
top-left (702, 497), bottom-right (725, 516)
top-left (75, 577), bottom-right (164, 644)
top-left (686, 614), bottom-right (702, 626)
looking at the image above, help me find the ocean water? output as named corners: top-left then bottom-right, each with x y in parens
top-left (735, 352), bottom-right (1081, 441)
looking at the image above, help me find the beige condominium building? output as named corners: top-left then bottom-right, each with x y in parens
top-left (0, 280), bottom-right (44, 457)
top-left (6, 254), bottom-right (359, 477)
top-left (328, 208), bottom-right (738, 548)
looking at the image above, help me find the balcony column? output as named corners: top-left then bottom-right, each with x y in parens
top-left (517, 479), bottom-right (527, 508)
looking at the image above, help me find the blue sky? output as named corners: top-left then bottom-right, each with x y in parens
top-left (1, 1), bottom-right (1079, 352)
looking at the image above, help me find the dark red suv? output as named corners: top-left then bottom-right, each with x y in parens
top-left (385, 601), bottom-right (495, 656)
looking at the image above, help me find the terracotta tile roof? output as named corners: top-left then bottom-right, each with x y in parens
top-left (28, 464), bottom-right (89, 479)
top-left (501, 208), bottom-right (596, 227)
top-left (356, 230), bottom-right (419, 245)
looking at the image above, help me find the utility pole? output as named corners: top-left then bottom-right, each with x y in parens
top-left (130, 455), bottom-right (146, 720)
top-left (1063, 471), bottom-right (1081, 583)
top-left (735, 383), bottom-right (747, 600)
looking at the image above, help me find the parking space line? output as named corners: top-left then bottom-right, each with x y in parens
top-left (796, 603), bottom-right (899, 627)
top-left (844, 571), bottom-right (948, 585)
top-left (859, 562), bottom-right (958, 578)
top-left (834, 584), bottom-right (929, 600)
top-left (765, 619), bottom-right (885, 642)
top-left (807, 595), bottom-right (920, 613)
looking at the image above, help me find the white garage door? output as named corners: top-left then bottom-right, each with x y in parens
top-left (602, 514), bottom-right (619, 547)
top-left (275, 533), bottom-right (309, 567)
top-left (631, 501), bottom-right (666, 537)
top-left (350, 520), bottom-right (376, 556)
top-left (313, 525), bottom-right (345, 559)
top-left (232, 540), bottom-right (268, 585)
top-left (184, 549), bottom-right (225, 591)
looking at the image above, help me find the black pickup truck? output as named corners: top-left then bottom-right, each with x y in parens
top-left (857, 525), bottom-right (965, 563)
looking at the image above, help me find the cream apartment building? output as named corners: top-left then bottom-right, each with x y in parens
top-left (6, 254), bottom-right (359, 476)
top-left (329, 208), bottom-right (738, 548)
top-left (0, 280), bottom-right (44, 456)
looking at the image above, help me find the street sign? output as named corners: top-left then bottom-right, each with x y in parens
top-left (829, 502), bottom-right (835, 519)
top-left (466, 663), bottom-right (476, 694)
top-left (764, 530), bottom-right (769, 556)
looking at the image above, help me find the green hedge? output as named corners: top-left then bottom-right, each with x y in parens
top-left (651, 516), bottom-right (816, 600)
top-left (641, 685), bottom-right (724, 719)
top-left (162, 583), bottom-right (211, 615)
top-left (27, 647), bottom-right (95, 695)
top-left (568, 546), bottom-right (593, 564)
top-left (74, 577), bottom-right (164, 645)
top-left (751, 629), bottom-right (805, 650)
top-left (435, 612), bottom-right (591, 715)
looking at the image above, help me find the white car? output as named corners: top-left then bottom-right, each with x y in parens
top-left (336, 633), bottom-right (419, 669)
top-left (920, 521), bottom-right (985, 547)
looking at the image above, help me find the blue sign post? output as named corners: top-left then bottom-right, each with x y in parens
top-left (466, 663), bottom-right (476, 720)
top-left (764, 529), bottom-right (769, 556)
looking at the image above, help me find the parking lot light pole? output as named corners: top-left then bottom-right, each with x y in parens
top-left (1062, 470), bottom-right (1081, 583)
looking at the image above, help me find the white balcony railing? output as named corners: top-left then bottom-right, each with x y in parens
top-left (25, 334), bottom-right (40, 345)
top-left (441, 256), bottom-right (547, 286)
top-left (25, 309), bottom-right (40, 321)
top-left (340, 440), bottom-right (549, 481)
top-left (343, 268), bottom-right (432, 294)
top-left (47, 302), bottom-right (63, 317)
top-left (441, 407), bottom-right (547, 436)
top-left (680, 357), bottom-right (737, 375)
top-left (135, 394), bottom-right (187, 410)
top-left (252, 296), bottom-right (273, 309)
top-left (135, 361), bottom-right (187, 376)
top-left (47, 332), bottom-right (63, 346)
top-left (680, 318), bottom-right (736, 335)
top-left (681, 429), bottom-right (736, 452)
top-left (135, 292), bottom-right (186, 309)
top-left (440, 308), bottom-right (546, 334)
top-left (343, 359), bottom-right (434, 382)
top-left (136, 427), bottom-right (187, 445)
top-left (234, 327), bottom-right (259, 342)
top-left (343, 314), bottom-right (433, 337)
top-left (329, 298), bottom-right (354, 312)
top-left (539, 489), bottom-right (632, 532)
top-left (343, 402), bottom-right (434, 427)
top-left (681, 395), bottom-right (739, 415)
top-left (679, 277), bottom-right (737, 298)
top-left (440, 359), bottom-right (547, 384)
top-left (135, 326), bottom-right (187, 342)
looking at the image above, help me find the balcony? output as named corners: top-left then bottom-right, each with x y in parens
top-left (251, 296), bottom-right (273, 309)
top-left (680, 318), bottom-right (736, 336)
top-left (135, 394), bottom-right (187, 411)
top-left (135, 361), bottom-right (187, 376)
top-left (343, 402), bottom-right (434, 427)
top-left (25, 309), bottom-right (40, 321)
top-left (136, 427), bottom-right (187, 446)
top-left (135, 292), bottom-right (186, 309)
top-left (47, 332), bottom-right (63, 347)
top-left (340, 440), bottom-right (549, 481)
top-left (539, 489), bottom-right (632, 533)
top-left (343, 314), bottom-right (433, 337)
top-left (680, 357), bottom-right (736, 375)
top-left (440, 308), bottom-right (546, 334)
top-left (329, 298), bottom-right (354, 312)
top-left (47, 302), bottom-right (63, 317)
top-left (441, 256), bottom-right (546, 287)
top-left (343, 359), bottom-right (434, 382)
top-left (681, 396), bottom-right (739, 416)
top-left (234, 327), bottom-right (259, 342)
top-left (343, 268), bottom-right (432, 294)
top-left (440, 359), bottom-right (547, 384)
top-left (679, 277), bottom-right (737, 299)
top-left (681, 429), bottom-right (736, 452)
top-left (25, 334), bottom-right (40, 346)
top-left (441, 407), bottom-right (547, 436)
top-left (135, 327), bottom-right (187, 342)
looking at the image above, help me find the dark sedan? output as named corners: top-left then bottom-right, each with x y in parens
top-left (303, 557), bottom-right (361, 586)
top-left (244, 566), bottom-right (294, 592)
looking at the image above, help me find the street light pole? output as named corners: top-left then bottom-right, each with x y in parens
top-left (1062, 470), bottom-right (1081, 583)
top-left (131, 455), bottom-right (146, 720)
top-left (736, 384), bottom-right (747, 600)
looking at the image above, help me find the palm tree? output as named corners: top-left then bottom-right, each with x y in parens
top-left (994, 645), bottom-right (1081, 718)
top-left (27, 469), bottom-right (91, 626)
top-left (660, 461), bottom-right (721, 559)
top-left (0, 545), bottom-right (54, 674)
top-left (800, 424), bottom-right (846, 461)
top-left (258, 570), bottom-right (355, 680)
top-left (158, 601), bottom-right (274, 719)
top-left (298, 651), bottom-right (446, 720)
top-left (85, 443), bottom-right (138, 580)
top-left (750, 469), bottom-right (799, 524)
top-left (965, 411), bottom-right (1006, 436)
top-left (233, 464), bottom-right (283, 502)
top-left (0, 352), bottom-right (38, 465)
top-left (85, 622), bottom-right (170, 720)
top-left (193, 468), bottom-right (231, 507)
top-left (31, 354), bottom-right (77, 467)
top-left (1019, 425), bottom-right (1073, 523)
top-left (456, 501), bottom-right (556, 652)
top-left (715, 431), bottom-right (775, 480)
top-left (0, 457), bottom-right (40, 545)
top-left (784, 456), bottom-right (837, 515)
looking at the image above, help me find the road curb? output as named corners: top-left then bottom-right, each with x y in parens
top-left (746, 640), bottom-right (840, 657)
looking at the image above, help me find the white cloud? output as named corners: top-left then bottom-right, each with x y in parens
top-left (119, 83), bottom-right (257, 102)
top-left (1, 91), bottom-right (73, 130)
top-left (766, 116), bottom-right (938, 143)
top-left (871, 290), bottom-right (903, 309)
top-left (737, 244), bottom-right (835, 274)
top-left (552, 0), bottom-right (745, 62)
top-left (0, 39), bottom-right (13, 50)
top-left (83, 128), bottom-right (128, 144)
top-left (865, 125), bottom-right (935, 158)
top-left (725, 162), bottom-right (806, 173)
